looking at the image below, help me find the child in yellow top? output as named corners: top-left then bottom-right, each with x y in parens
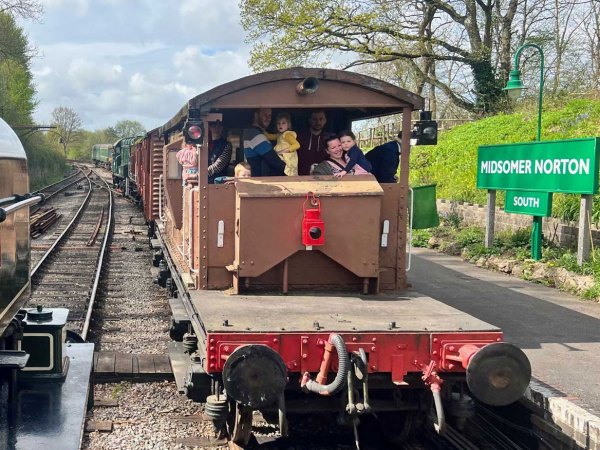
top-left (264, 112), bottom-right (300, 176)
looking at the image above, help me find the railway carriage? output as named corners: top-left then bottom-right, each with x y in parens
top-left (111, 135), bottom-right (143, 195)
top-left (91, 143), bottom-right (112, 170)
top-left (0, 118), bottom-right (94, 450)
top-left (134, 68), bottom-right (531, 447)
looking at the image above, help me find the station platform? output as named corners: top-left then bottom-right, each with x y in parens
top-left (410, 248), bottom-right (600, 448)
top-left (0, 343), bottom-right (94, 450)
top-left (409, 248), bottom-right (600, 412)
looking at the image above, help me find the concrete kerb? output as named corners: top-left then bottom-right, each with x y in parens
top-left (522, 378), bottom-right (600, 449)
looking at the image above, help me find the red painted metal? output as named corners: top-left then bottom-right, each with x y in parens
top-left (431, 333), bottom-right (503, 372)
top-left (302, 192), bottom-right (324, 246)
top-left (205, 331), bottom-right (504, 386)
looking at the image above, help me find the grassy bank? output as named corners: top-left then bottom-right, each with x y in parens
top-left (23, 135), bottom-right (70, 190)
top-left (410, 99), bottom-right (600, 221)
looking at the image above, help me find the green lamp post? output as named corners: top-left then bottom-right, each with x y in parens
top-left (504, 43), bottom-right (545, 260)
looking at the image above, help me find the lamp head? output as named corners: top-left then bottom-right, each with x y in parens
top-left (504, 69), bottom-right (525, 100)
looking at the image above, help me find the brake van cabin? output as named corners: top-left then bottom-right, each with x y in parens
top-left (152, 68), bottom-right (424, 293)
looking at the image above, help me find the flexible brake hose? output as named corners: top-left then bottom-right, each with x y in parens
top-left (302, 334), bottom-right (349, 396)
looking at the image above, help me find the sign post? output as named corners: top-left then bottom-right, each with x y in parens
top-left (477, 138), bottom-right (600, 194)
top-left (477, 137), bottom-right (600, 262)
top-left (503, 43), bottom-right (546, 259)
top-left (504, 191), bottom-right (553, 216)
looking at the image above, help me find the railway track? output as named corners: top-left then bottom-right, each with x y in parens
top-left (32, 167), bottom-right (87, 199)
top-left (29, 167), bottom-right (113, 340)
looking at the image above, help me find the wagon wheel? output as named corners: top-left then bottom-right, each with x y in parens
top-left (228, 402), bottom-right (253, 448)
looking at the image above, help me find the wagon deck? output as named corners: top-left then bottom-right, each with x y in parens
top-left (190, 289), bottom-right (499, 333)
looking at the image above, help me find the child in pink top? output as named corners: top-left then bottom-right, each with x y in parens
top-left (176, 144), bottom-right (198, 184)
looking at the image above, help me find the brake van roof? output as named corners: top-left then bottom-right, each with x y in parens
top-left (160, 67), bottom-right (425, 134)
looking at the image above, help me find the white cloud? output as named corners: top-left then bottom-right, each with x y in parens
top-left (42, 0), bottom-right (89, 14)
top-left (20, 1), bottom-right (254, 130)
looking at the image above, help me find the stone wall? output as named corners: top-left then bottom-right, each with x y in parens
top-left (437, 199), bottom-right (600, 248)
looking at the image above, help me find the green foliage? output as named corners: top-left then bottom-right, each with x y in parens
top-left (0, 12), bottom-right (37, 125)
top-left (410, 99), bottom-right (600, 220)
top-left (109, 120), bottom-right (146, 139)
top-left (69, 127), bottom-right (119, 161)
top-left (412, 229), bottom-right (432, 248)
top-left (582, 285), bottom-right (600, 300)
top-left (239, 0), bottom-right (508, 113)
top-left (440, 210), bottom-right (462, 229)
top-left (22, 133), bottom-right (68, 190)
top-left (555, 249), bottom-right (600, 281)
top-left (0, 12), bottom-right (66, 188)
top-left (552, 194), bottom-right (580, 222)
top-left (455, 227), bottom-right (485, 247)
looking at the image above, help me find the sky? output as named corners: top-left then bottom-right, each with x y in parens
top-left (19, 0), bottom-right (254, 131)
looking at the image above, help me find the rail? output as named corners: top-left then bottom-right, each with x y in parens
top-left (81, 169), bottom-right (113, 341)
top-left (31, 169), bottom-right (94, 277)
top-left (32, 168), bottom-right (83, 195)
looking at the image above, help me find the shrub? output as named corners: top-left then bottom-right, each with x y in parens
top-left (409, 99), bottom-right (600, 220)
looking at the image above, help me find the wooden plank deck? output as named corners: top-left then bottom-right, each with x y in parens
top-left (93, 352), bottom-right (174, 382)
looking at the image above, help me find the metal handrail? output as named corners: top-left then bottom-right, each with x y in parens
top-left (0, 194), bottom-right (45, 223)
top-left (0, 195), bottom-right (19, 207)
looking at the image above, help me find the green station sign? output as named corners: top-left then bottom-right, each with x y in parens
top-left (505, 190), bottom-right (553, 216)
top-left (477, 137), bottom-right (600, 194)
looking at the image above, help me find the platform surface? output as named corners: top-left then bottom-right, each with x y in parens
top-left (0, 343), bottom-right (94, 450)
top-left (189, 289), bottom-right (499, 333)
top-left (410, 248), bottom-right (600, 413)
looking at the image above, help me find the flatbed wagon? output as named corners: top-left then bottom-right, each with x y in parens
top-left (137, 67), bottom-right (531, 448)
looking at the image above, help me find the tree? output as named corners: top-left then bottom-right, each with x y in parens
top-left (109, 119), bottom-right (146, 139)
top-left (50, 106), bottom-right (83, 156)
top-left (240, 0), bottom-right (523, 114)
top-left (0, 0), bottom-right (42, 20)
top-left (69, 127), bottom-right (119, 161)
top-left (0, 12), bottom-right (37, 124)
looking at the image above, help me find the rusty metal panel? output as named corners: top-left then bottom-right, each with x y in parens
top-left (396, 108), bottom-right (413, 289)
top-left (0, 158), bottom-right (30, 336)
top-left (253, 251), bottom-right (363, 288)
top-left (207, 267), bottom-right (232, 289)
top-left (161, 68), bottom-right (424, 134)
top-left (148, 132), bottom-right (164, 221)
top-left (236, 193), bottom-right (380, 279)
top-left (210, 79), bottom-right (406, 110)
top-left (235, 175), bottom-right (383, 198)
top-left (378, 184), bottom-right (400, 289)
top-left (164, 140), bottom-right (184, 229)
top-left (207, 185), bottom-right (236, 266)
top-left (192, 188), bottom-right (199, 274)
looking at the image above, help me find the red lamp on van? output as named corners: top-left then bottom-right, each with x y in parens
top-left (302, 192), bottom-right (324, 247)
